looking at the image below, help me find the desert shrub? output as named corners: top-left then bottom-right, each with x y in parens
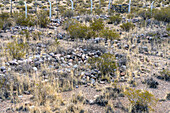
top-left (67, 22), bottom-right (88, 39)
top-left (95, 8), bottom-right (103, 15)
top-left (85, 16), bottom-right (92, 23)
top-left (14, 12), bottom-right (36, 26)
top-left (88, 53), bottom-right (117, 77)
top-left (0, 12), bottom-right (9, 21)
top-left (67, 21), bottom-right (97, 39)
top-left (0, 74), bottom-right (30, 100)
top-left (100, 28), bottom-right (120, 41)
top-left (154, 7), bottom-right (170, 22)
top-left (124, 88), bottom-right (158, 113)
top-left (138, 9), bottom-right (152, 20)
top-left (157, 69), bottom-right (170, 81)
top-left (0, 4), bottom-right (4, 8)
top-left (19, 0), bottom-right (24, 5)
top-left (77, 8), bottom-right (87, 15)
top-left (37, 10), bottom-right (50, 28)
top-left (27, 0), bottom-right (33, 3)
top-left (62, 19), bottom-right (79, 30)
top-left (20, 29), bottom-right (30, 40)
top-left (0, 17), bottom-right (13, 31)
top-left (166, 24), bottom-right (170, 32)
top-left (108, 14), bottom-right (122, 25)
top-left (32, 31), bottom-right (42, 40)
top-left (5, 40), bottom-right (28, 60)
top-left (86, 29), bottom-right (96, 39)
top-left (62, 10), bottom-right (74, 18)
top-left (90, 19), bottom-right (104, 32)
top-left (120, 22), bottom-right (135, 32)
top-left (0, 19), bottom-right (3, 30)
top-left (127, 13), bottom-right (135, 19)
top-left (58, 5), bottom-right (66, 14)
top-left (33, 82), bottom-right (61, 106)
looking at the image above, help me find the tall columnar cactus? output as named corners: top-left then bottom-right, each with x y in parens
top-left (108, 0), bottom-right (112, 12)
top-left (151, 1), bottom-right (154, 15)
top-left (99, 0), bottom-right (101, 9)
top-left (91, 0), bottom-right (93, 12)
top-left (128, 0), bottom-right (131, 13)
top-left (24, 2), bottom-right (27, 18)
top-left (48, 0), bottom-right (51, 20)
top-left (10, 0), bottom-right (12, 16)
top-left (70, 0), bottom-right (74, 10)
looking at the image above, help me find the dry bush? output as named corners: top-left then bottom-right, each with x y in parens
top-left (5, 40), bottom-right (29, 60)
top-left (124, 88), bottom-right (158, 112)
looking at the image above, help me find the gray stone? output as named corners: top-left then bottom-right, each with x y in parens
top-left (0, 66), bottom-right (6, 72)
top-left (91, 78), bottom-right (96, 85)
top-left (33, 67), bottom-right (38, 71)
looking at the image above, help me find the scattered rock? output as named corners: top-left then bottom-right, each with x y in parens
top-left (145, 78), bottom-right (159, 88)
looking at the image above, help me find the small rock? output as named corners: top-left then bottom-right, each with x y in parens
top-left (166, 93), bottom-right (170, 100)
top-left (33, 67), bottom-right (37, 71)
top-left (145, 78), bottom-right (159, 88)
top-left (0, 66), bottom-right (6, 72)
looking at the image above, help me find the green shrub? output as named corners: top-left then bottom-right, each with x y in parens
top-left (120, 22), bottom-right (135, 32)
top-left (37, 10), bottom-right (50, 28)
top-left (108, 15), bottom-right (122, 25)
top-left (5, 40), bottom-right (28, 59)
top-left (67, 22), bottom-right (88, 39)
top-left (0, 4), bottom-right (4, 8)
top-left (62, 10), bottom-right (74, 18)
top-left (166, 24), bottom-right (170, 32)
top-left (86, 29), bottom-right (96, 39)
top-left (158, 69), bottom-right (170, 81)
top-left (63, 19), bottom-right (79, 30)
top-left (138, 9), bottom-right (151, 20)
top-left (127, 13), bottom-right (135, 19)
top-left (124, 88), bottom-right (158, 112)
top-left (154, 7), bottom-right (170, 22)
top-left (14, 12), bottom-right (36, 26)
top-left (0, 19), bottom-right (3, 30)
top-left (88, 53), bottom-right (117, 77)
top-left (100, 28), bottom-right (120, 41)
top-left (27, 0), bottom-right (33, 3)
top-left (19, 0), bottom-right (24, 5)
top-left (77, 8), bottom-right (87, 15)
top-left (95, 8), bottom-right (103, 15)
top-left (32, 31), bottom-right (42, 40)
top-left (0, 12), bottom-right (9, 21)
top-left (90, 19), bottom-right (104, 32)
top-left (20, 29), bottom-right (30, 40)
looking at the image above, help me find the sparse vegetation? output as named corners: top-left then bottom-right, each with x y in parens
top-left (62, 10), bottom-right (74, 18)
top-left (0, 1), bottom-right (169, 112)
top-left (14, 12), bottom-right (36, 26)
top-left (108, 14), bottom-right (122, 25)
top-left (88, 53), bottom-right (117, 80)
top-left (37, 10), bottom-right (50, 28)
top-left (90, 19), bottom-right (104, 32)
top-left (124, 88), bottom-right (158, 113)
top-left (154, 7), bottom-right (170, 22)
top-left (100, 28), bottom-right (120, 41)
top-left (120, 22), bottom-right (135, 31)
top-left (5, 40), bottom-right (28, 60)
